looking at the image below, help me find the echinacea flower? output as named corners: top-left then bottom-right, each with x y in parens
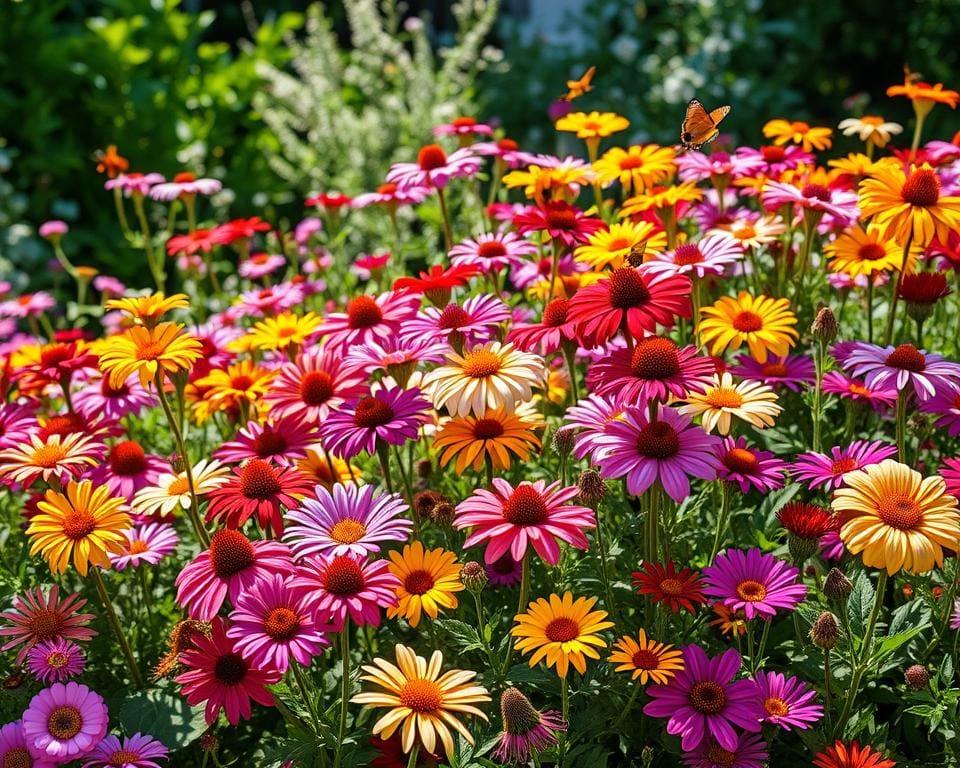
top-left (679, 373), bottom-right (782, 435)
top-left (761, 179), bottom-right (859, 226)
top-left (697, 292), bottom-right (798, 363)
top-left (0, 432), bottom-right (103, 488)
top-left (85, 440), bottom-right (167, 501)
top-left (812, 740), bottom-right (896, 768)
top-left (22, 682), bottom-right (108, 762)
top-left (681, 732), bottom-right (769, 768)
top-left (486, 552), bottom-right (524, 587)
top-left (205, 460), bottom-right (313, 536)
top-left (643, 645), bottom-right (763, 751)
top-left (728, 354), bottom-right (815, 392)
top-left (512, 592), bottom-right (613, 678)
top-left (753, 670), bottom-right (823, 730)
top-left (0, 402), bottom-right (37, 448)
top-left (0, 585), bottom-right (96, 664)
top-left (109, 523), bottom-right (178, 571)
top-left (81, 732), bottom-right (169, 768)
top-left (26, 637), bottom-right (85, 683)
top-left (716, 436), bottom-right (787, 493)
top-left (703, 548), bottom-right (806, 619)
top-left (593, 404), bottom-right (722, 502)
top-left (640, 235), bottom-right (744, 280)
top-left (632, 561), bottom-right (707, 614)
top-left (175, 530), bottom-right (294, 620)
top-left (131, 459), bottom-right (230, 518)
top-left (104, 172), bottom-right (164, 197)
top-left (166, 229), bottom-right (221, 256)
top-left (448, 231), bottom-right (537, 274)
top-left (316, 292), bottom-right (419, 350)
top-left (609, 630), bottom-right (684, 684)
top-left (386, 144), bottom-right (481, 190)
top-left (176, 618), bottom-right (281, 725)
top-left (149, 172), bottom-right (221, 201)
top-left (433, 407), bottom-right (541, 473)
top-left (821, 371), bottom-right (897, 410)
top-left (791, 440), bottom-right (898, 491)
top-left (921, 387), bottom-right (960, 435)
top-left (214, 417), bottom-right (315, 467)
top-left (492, 687), bottom-right (566, 766)
top-left (0, 290), bottom-right (56, 318)
top-left (320, 385), bottom-right (432, 460)
top-left (393, 263), bottom-right (480, 306)
top-left (387, 542), bottom-right (464, 627)
top-left (352, 181), bottom-right (429, 209)
top-left (98, 322), bottom-right (203, 388)
top-left (283, 483), bottom-right (412, 559)
top-left (860, 163), bottom-right (960, 246)
top-left (832, 459), bottom-right (960, 574)
top-left (455, 479), bottom-right (594, 565)
top-left (513, 200), bottom-right (605, 247)
top-left (401, 294), bottom-right (510, 347)
top-left (238, 252), bottom-right (286, 280)
top-left (506, 298), bottom-right (579, 354)
top-left (841, 341), bottom-right (960, 400)
top-left (762, 119), bottom-right (833, 152)
top-left (294, 552), bottom-right (399, 629)
top-left (264, 347), bottom-right (368, 425)
top-left (352, 644), bottom-right (490, 756)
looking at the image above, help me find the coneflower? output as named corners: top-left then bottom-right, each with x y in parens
top-left (492, 687), bottom-right (567, 765)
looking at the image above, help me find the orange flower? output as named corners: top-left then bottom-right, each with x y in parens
top-left (95, 145), bottom-right (129, 178)
top-left (888, 76), bottom-right (959, 116)
top-left (762, 119), bottom-right (833, 152)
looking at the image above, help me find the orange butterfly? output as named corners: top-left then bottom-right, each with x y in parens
top-left (680, 98), bottom-right (731, 151)
top-left (561, 66), bottom-right (596, 102)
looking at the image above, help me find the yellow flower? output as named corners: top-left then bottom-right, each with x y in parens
top-left (512, 592), bottom-right (614, 678)
top-left (503, 160), bottom-right (594, 203)
top-left (131, 459), bottom-right (230, 518)
top-left (832, 459), bottom-right (960, 575)
top-left (828, 153), bottom-right (881, 179)
top-left (592, 144), bottom-right (677, 195)
top-left (422, 342), bottom-right (546, 418)
top-left (237, 312), bottom-right (323, 353)
top-left (27, 480), bottom-right (130, 575)
top-left (433, 407), bottom-right (541, 474)
top-left (387, 542), bottom-right (464, 628)
top-left (192, 360), bottom-right (276, 416)
top-left (620, 182), bottom-right (702, 217)
top-left (352, 644), bottom-right (490, 756)
top-left (105, 292), bottom-right (190, 327)
top-left (97, 322), bottom-right (203, 387)
top-left (709, 604), bottom-right (748, 637)
top-left (296, 448), bottom-right (359, 490)
top-left (555, 111), bottom-right (630, 140)
top-left (575, 221), bottom-right (667, 270)
top-left (859, 163), bottom-right (960, 247)
top-left (762, 119), bottom-right (833, 152)
top-left (608, 630), bottom-right (684, 685)
top-left (838, 116), bottom-right (903, 149)
top-left (542, 367), bottom-right (570, 406)
top-left (824, 225), bottom-right (916, 277)
top-left (678, 373), bottom-right (782, 435)
top-left (697, 292), bottom-right (798, 363)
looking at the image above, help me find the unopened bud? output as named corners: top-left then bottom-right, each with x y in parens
top-left (551, 427), bottom-right (576, 457)
top-left (904, 664), bottom-right (930, 690)
top-left (789, 534), bottom-right (820, 565)
top-left (416, 459), bottom-right (433, 479)
top-left (809, 611), bottom-right (840, 650)
top-left (577, 469), bottom-right (606, 504)
top-left (431, 501), bottom-right (456, 529)
top-left (461, 561), bottom-right (488, 594)
top-left (199, 732), bottom-right (219, 753)
top-left (811, 307), bottom-right (838, 343)
top-left (824, 568), bottom-right (853, 602)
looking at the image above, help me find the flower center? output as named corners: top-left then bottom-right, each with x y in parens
top-left (398, 679), bottom-right (443, 712)
top-left (673, 244), bottom-right (704, 266)
top-left (606, 237), bottom-right (632, 253)
top-left (659, 578), bottom-right (685, 595)
top-left (30, 443), bottom-right (68, 467)
top-left (38, 414), bottom-right (85, 440)
top-left (723, 447), bottom-right (759, 474)
top-left (168, 476), bottom-right (190, 496)
top-left (461, 349), bottom-right (502, 378)
top-left (47, 705), bottom-right (83, 740)
top-left (544, 617), bottom-right (581, 642)
top-left (761, 145), bottom-right (786, 163)
top-left (252, 429), bottom-right (287, 458)
top-left (353, 396), bottom-right (395, 428)
top-left (607, 268), bottom-right (651, 309)
top-left (736, 579), bottom-right (768, 602)
top-left (763, 696), bottom-right (790, 718)
top-left (859, 243), bottom-right (888, 261)
top-left (760, 363), bottom-right (788, 377)
top-left (213, 653), bottom-right (248, 685)
top-left (230, 375), bottom-right (254, 391)
top-left (329, 518), bottom-right (367, 544)
top-left (704, 388), bottom-right (745, 408)
top-left (346, 296), bottom-right (383, 328)
top-left (631, 649), bottom-right (662, 670)
top-left (704, 745), bottom-right (736, 767)
top-left (174, 172), bottom-right (196, 184)
top-left (830, 457), bottom-right (858, 475)
top-left (322, 556), bottom-right (366, 595)
top-left (46, 651), bottom-right (69, 669)
top-left (472, 418), bottom-right (505, 440)
top-left (543, 298), bottom-right (570, 327)
top-left (802, 183), bottom-right (831, 201)
top-left (545, 206), bottom-right (578, 230)
top-left (437, 304), bottom-right (471, 330)
top-left (102, 379), bottom-right (130, 397)
top-left (630, 337), bottom-right (681, 380)
top-left (732, 311), bottom-right (763, 332)
top-left (263, 607), bottom-right (301, 641)
top-left (208, 529), bottom-right (256, 578)
top-left (404, 569), bottom-right (436, 595)
top-left (619, 154), bottom-right (644, 170)
top-left (27, 609), bottom-right (64, 642)
top-left (477, 240), bottom-right (507, 259)
top-left (452, 116), bottom-right (476, 128)
top-left (108, 750), bottom-right (143, 766)
top-left (885, 343), bottom-right (926, 372)
top-left (135, 341), bottom-right (165, 361)
top-left (502, 485), bottom-right (549, 525)
top-left (498, 139), bottom-right (519, 151)
top-left (876, 494), bottom-right (923, 530)
top-left (418, 144), bottom-right (448, 171)
top-left (300, 370), bottom-right (334, 405)
top-left (128, 539), bottom-right (149, 555)
top-left (238, 459), bottom-right (282, 500)
top-left (688, 681), bottom-right (727, 714)
top-left (635, 420), bottom-right (680, 459)
top-left (377, 182), bottom-right (398, 195)
top-left (109, 440), bottom-right (148, 475)
top-left (901, 168), bottom-right (941, 207)
top-left (733, 225), bottom-right (757, 240)
top-left (62, 510), bottom-right (96, 541)
top-left (3, 747), bottom-right (33, 768)
top-left (40, 345), bottom-right (74, 369)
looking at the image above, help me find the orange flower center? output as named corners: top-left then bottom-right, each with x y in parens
top-left (830, 457), bottom-right (858, 475)
top-left (877, 494), bottom-right (923, 530)
top-left (329, 518), bottom-right (367, 544)
top-left (347, 296), bottom-right (383, 328)
top-left (736, 579), bottom-right (768, 602)
top-left (26, 609), bottom-right (64, 642)
top-left (619, 155), bottom-right (644, 170)
top-left (438, 304), bottom-right (471, 330)
top-left (659, 578), bottom-right (685, 595)
top-left (461, 349), bottom-right (502, 378)
top-left (733, 225), bottom-right (757, 240)
top-left (353, 396), bottom-right (395, 428)
top-left (213, 653), bottom-right (248, 685)
top-left (885, 343), bottom-right (926, 372)
top-left (859, 243), bottom-right (888, 261)
top-left (673, 244), bottom-right (704, 266)
top-left (472, 418), bottom-right (505, 440)
top-left (239, 459), bottom-right (282, 500)
top-left (47, 705), bottom-right (83, 740)
top-left (167, 476), bottom-right (190, 496)
top-left (723, 447), bottom-right (759, 474)
top-left (46, 651), bottom-right (70, 669)
top-left (128, 539), bottom-right (150, 555)
top-left (630, 337), bottom-right (681, 380)
top-left (135, 341), bottom-right (166, 361)
top-left (607, 268), bottom-right (651, 309)
top-left (452, 116), bottom-right (477, 128)
top-left (263, 607), bottom-right (301, 641)
top-left (502, 485), bottom-right (549, 525)
top-left (109, 440), bottom-right (148, 475)
top-left (62, 510), bottom-right (96, 541)
top-left (732, 310), bottom-right (763, 332)
top-left (544, 617), bottom-right (581, 642)
top-left (901, 169), bottom-right (940, 207)
top-left (631, 649), bottom-right (661, 670)
top-left (174, 172), bottom-right (196, 183)
top-left (704, 388), bottom-right (745, 409)
top-left (3, 747), bottom-right (33, 768)
top-left (761, 146), bottom-right (786, 162)
top-left (704, 744), bottom-right (736, 767)
top-left (404, 569), bottom-right (436, 595)
top-left (399, 679), bottom-right (443, 712)
top-left (635, 420), bottom-right (680, 459)
top-left (763, 696), bottom-right (791, 718)
top-left (498, 139), bottom-right (519, 151)
top-left (208, 529), bottom-right (256, 578)
top-left (688, 681), bottom-right (727, 714)
top-left (30, 443), bottom-right (68, 467)
top-left (253, 430), bottom-right (287, 458)
top-left (109, 750), bottom-right (144, 766)
top-left (606, 237), bottom-right (632, 253)
top-left (417, 144), bottom-right (448, 171)
top-left (300, 370), bottom-right (335, 406)
top-left (322, 556), bottom-right (366, 595)
top-left (377, 182), bottom-right (398, 195)
top-left (230, 375), bottom-right (254, 391)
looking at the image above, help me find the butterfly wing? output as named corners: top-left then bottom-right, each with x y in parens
top-left (680, 99), bottom-right (730, 150)
top-left (708, 105), bottom-right (731, 126)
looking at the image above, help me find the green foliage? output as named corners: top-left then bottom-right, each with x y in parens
top-left (119, 688), bottom-right (209, 751)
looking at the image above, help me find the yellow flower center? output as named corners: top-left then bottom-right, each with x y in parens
top-left (860, 116), bottom-right (885, 127)
top-left (399, 679), bottom-right (443, 712)
top-left (704, 388), bottom-right (744, 409)
top-left (47, 705), bottom-right (83, 740)
top-left (30, 443), bottom-right (68, 467)
top-left (733, 225), bottom-right (756, 240)
top-left (605, 237), bottom-right (631, 252)
top-left (46, 651), bottom-right (69, 669)
top-left (764, 696), bottom-right (791, 717)
top-left (62, 510), bottom-right (96, 541)
top-left (330, 519), bottom-right (367, 544)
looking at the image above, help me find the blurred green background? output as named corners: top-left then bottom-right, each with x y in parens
top-left (1, 0), bottom-right (957, 286)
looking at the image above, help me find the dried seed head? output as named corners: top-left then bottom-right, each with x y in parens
top-left (577, 469), bottom-right (607, 504)
top-left (461, 561), bottom-right (488, 594)
top-left (551, 427), bottom-right (576, 457)
top-left (809, 611), bottom-right (840, 650)
top-left (823, 568), bottom-right (854, 602)
top-left (904, 664), bottom-right (930, 690)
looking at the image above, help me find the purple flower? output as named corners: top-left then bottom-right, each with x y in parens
top-left (920, 387), bottom-right (960, 435)
top-left (644, 645), bottom-right (763, 751)
top-left (841, 341), bottom-right (960, 401)
top-left (821, 371), bottom-right (897, 410)
top-left (791, 440), bottom-right (897, 491)
top-left (319, 385), bottom-right (432, 460)
top-left (716, 436), bottom-right (787, 493)
top-left (950, 597), bottom-right (960, 630)
top-left (681, 731), bottom-right (768, 768)
top-left (214, 417), bottom-right (316, 466)
top-left (22, 681), bottom-right (109, 761)
top-left (639, 234), bottom-right (744, 280)
top-left (563, 393), bottom-right (625, 462)
top-left (400, 294), bottom-right (511, 348)
top-left (493, 687), bottom-right (567, 765)
top-left (753, 670), bottom-right (823, 731)
top-left (81, 732), bottom-right (169, 768)
top-left (761, 180), bottom-right (859, 228)
top-left (0, 720), bottom-right (57, 768)
top-left (485, 552), bottom-right (523, 587)
top-left (26, 638), bottom-right (85, 683)
top-left (729, 354), bottom-right (815, 392)
top-left (386, 145), bottom-right (480, 190)
top-left (593, 404), bottom-right (722, 502)
top-left (703, 548), bottom-right (807, 620)
top-left (109, 523), bottom-right (179, 571)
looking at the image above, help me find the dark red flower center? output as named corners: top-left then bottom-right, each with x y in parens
top-left (704, 744), bottom-right (736, 766)
top-left (300, 370), bottom-right (334, 406)
top-left (901, 168), bottom-right (941, 207)
top-left (607, 268), bottom-right (651, 309)
top-left (635, 420), bottom-right (680, 459)
top-left (478, 240), bottom-right (507, 259)
top-left (40, 345), bottom-right (74, 369)
top-left (543, 298), bottom-right (570, 327)
top-left (209, 530), bottom-right (256, 578)
top-left (26, 609), bottom-right (64, 642)
top-left (658, 577), bottom-right (685, 595)
top-left (802, 183), bottom-right (830, 201)
top-left (109, 440), bottom-right (148, 476)
top-left (102, 378), bottom-right (130, 397)
top-left (502, 485), bottom-right (549, 525)
top-left (760, 363), bottom-right (789, 377)
top-left (263, 607), bottom-right (301, 641)
top-left (673, 244), bottom-right (704, 266)
top-left (859, 243), bottom-right (888, 261)
top-left (353, 396), bottom-right (395, 428)
top-left (732, 310), bottom-right (764, 332)
top-left (473, 418), bottom-right (505, 440)
top-left (418, 144), bottom-right (448, 171)
top-left (38, 414), bottom-right (85, 440)
top-left (238, 459), bottom-right (282, 500)
top-left (830, 457), bottom-right (858, 475)
top-left (437, 304), bottom-right (471, 330)
top-left (630, 337), bottom-right (681, 380)
top-left (322, 556), bottom-right (366, 595)
top-left (761, 146), bottom-right (786, 163)
top-left (252, 429), bottom-right (287, 458)
top-left (544, 617), bottom-right (580, 642)
top-left (631, 649), bottom-right (661, 670)
top-left (404, 569), bottom-right (436, 595)
top-left (688, 681), bottom-right (727, 714)
top-left (214, 653), bottom-right (248, 685)
top-left (723, 447), bottom-right (759, 474)
top-left (545, 206), bottom-right (578, 231)
top-left (347, 295), bottom-right (383, 328)
top-left (885, 343), bottom-right (926, 372)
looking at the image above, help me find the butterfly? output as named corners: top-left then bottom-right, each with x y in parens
top-left (561, 66), bottom-right (596, 102)
top-left (680, 98), bottom-right (731, 151)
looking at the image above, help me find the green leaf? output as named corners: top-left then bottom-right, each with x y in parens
top-left (848, 571), bottom-right (876, 641)
top-left (871, 626), bottom-right (925, 663)
top-left (119, 689), bottom-right (207, 751)
top-left (435, 619), bottom-right (484, 653)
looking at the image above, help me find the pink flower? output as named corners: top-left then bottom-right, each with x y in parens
top-left (315, 291), bottom-right (420, 349)
top-left (703, 548), bottom-right (807, 620)
top-left (761, 181), bottom-right (859, 228)
top-left (264, 347), bottom-right (367, 425)
top-left (84, 440), bottom-right (167, 501)
top-left (734, 145), bottom-right (813, 178)
top-left (472, 138), bottom-right (539, 168)
top-left (22, 682), bottom-right (109, 761)
top-left (352, 182), bottom-right (429, 209)
top-left (81, 732), bottom-right (169, 768)
top-left (214, 417), bottom-right (316, 466)
top-left (386, 144), bottom-right (481, 190)
top-left (292, 553), bottom-right (400, 629)
top-left (753, 670), bottom-right (823, 731)
top-left (0, 720), bottom-right (57, 768)
top-left (640, 235), bottom-right (744, 280)
top-left (790, 440), bottom-right (897, 491)
top-left (39, 220), bottom-right (69, 239)
top-left (513, 200), bottom-right (604, 247)
top-left (507, 298), bottom-right (578, 354)
top-left (449, 231), bottom-right (538, 274)
top-left (149, 172), bottom-right (222, 201)
top-left (0, 291), bottom-right (56, 318)
top-left (104, 172), bottom-right (164, 197)
top-left (0, 585), bottom-right (96, 664)
top-left (351, 252), bottom-right (391, 280)
top-left (238, 253), bottom-right (287, 280)
top-left (109, 523), bottom-right (179, 571)
top-left (432, 116), bottom-right (494, 138)
top-left (401, 294), bottom-right (510, 347)
top-left (319, 385), bottom-right (432, 460)
top-left (26, 638), bottom-right (85, 683)
top-left (234, 283), bottom-right (306, 317)
top-left (677, 151), bottom-right (765, 182)
top-left (716, 436), bottom-right (788, 494)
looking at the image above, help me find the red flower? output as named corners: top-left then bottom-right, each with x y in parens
top-left (776, 501), bottom-right (835, 540)
top-left (393, 263), bottom-right (479, 306)
top-left (306, 192), bottom-right (353, 209)
top-left (631, 561), bottom-right (706, 614)
top-left (513, 200), bottom-right (604, 246)
top-left (897, 272), bottom-right (950, 305)
top-left (205, 460), bottom-right (314, 536)
top-left (213, 217), bottom-right (272, 245)
top-left (507, 298), bottom-right (578, 354)
top-left (167, 229), bottom-right (220, 256)
top-left (812, 740), bottom-right (896, 768)
top-left (929, 231), bottom-right (960, 271)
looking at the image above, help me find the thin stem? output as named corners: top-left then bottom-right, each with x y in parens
top-left (376, 442), bottom-right (395, 495)
top-left (334, 621), bottom-right (350, 768)
top-left (132, 195), bottom-right (164, 291)
top-left (406, 745), bottom-right (420, 768)
top-left (866, 276), bottom-right (875, 344)
top-left (812, 338), bottom-right (826, 453)
top-left (501, 554), bottom-right (530, 678)
top-left (558, 676), bottom-right (570, 768)
top-left (909, 111), bottom-right (927, 164)
top-left (895, 390), bottom-right (908, 462)
top-left (709, 482), bottom-right (731, 564)
top-left (113, 187), bottom-right (132, 235)
top-left (612, 683), bottom-right (640, 730)
top-left (436, 186), bottom-right (454, 253)
top-left (593, 499), bottom-right (616, 619)
top-left (562, 344), bottom-right (581, 404)
top-left (883, 233), bottom-right (914, 346)
top-left (137, 567), bottom-right (154, 631)
top-left (91, 568), bottom-right (144, 688)
top-left (755, 618), bottom-right (771, 672)
top-left (823, 649), bottom-right (834, 732)
top-left (291, 662), bottom-right (319, 731)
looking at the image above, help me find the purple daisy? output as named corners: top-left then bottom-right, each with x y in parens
top-left (0, 720), bottom-right (57, 768)
top-left (753, 670), bottom-right (823, 731)
top-left (73, 373), bottom-right (156, 422)
top-left (703, 548), bottom-right (807, 620)
top-left (950, 597), bottom-right (960, 630)
top-left (644, 645), bottom-right (763, 752)
top-left (283, 483), bottom-right (412, 559)
top-left (386, 144), bottom-right (481, 190)
top-left (920, 387), bottom-right (960, 436)
top-left (681, 731), bottom-right (769, 768)
top-left (586, 337), bottom-right (715, 404)
top-left (678, 150), bottom-right (765, 182)
top-left (729, 354), bottom-right (816, 393)
top-left (821, 371), bottom-right (897, 410)
top-left (81, 732), bottom-right (169, 768)
top-left (344, 335), bottom-right (449, 381)
top-left (319, 385), bottom-right (432, 460)
top-left (26, 638), bottom-right (86, 683)
top-left (449, 231), bottom-right (537, 274)
top-left (716, 437), bottom-right (787, 493)
top-left (109, 523), bottom-right (179, 571)
top-left (761, 181), bottom-right (859, 228)
top-left (639, 235), bottom-right (744, 280)
top-left (22, 681), bottom-right (109, 762)
top-left (593, 404), bottom-right (723, 502)
top-left (790, 440), bottom-right (898, 491)
top-left (485, 552), bottom-right (524, 587)
top-left (214, 417), bottom-right (316, 466)
top-left (84, 440), bottom-right (167, 501)
top-left (841, 341), bottom-right (960, 401)
top-left (0, 402), bottom-right (37, 448)
top-left (563, 393), bottom-right (626, 463)
top-left (400, 294), bottom-right (510, 348)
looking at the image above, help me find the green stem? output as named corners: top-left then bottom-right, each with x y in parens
top-left (376, 442), bottom-right (395, 495)
top-left (754, 618), bottom-right (771, 672)
top-left (562, 344), bottom-right (581, 404)
top-left (436, 186), bottom-right (454, 253)
top-left (709, 482), bottom-right (731, 564)
top-left (895, 390), bottom-right (908, 463)
top-left (335, 621), bottom-right (350, 768)
top-left (812, 338), bottom-right (826, 453)
top-left (113, 187), bottom-right (132, 235)
top-left (558, 676), bottom-right (570, 768)
top-left (501, 554), bottom-right (530, 678)
top-left (866, 276), bottom-right (875, 344)
top-left (823, 649), bottom-right (834, 732)
top-left (593, 499), bottom-right (616, 619)
top-left (132, 195), bottom-right (164, 291)
top-left (909, 112), bottom-right (927, 164)
top-left (91, 568), bottom-right (144, 688)
top-left (406, 745), bottom-right (420, 768)
top-left (883, 233), bottom-right (914, 346)
top-left (138, 567), bottom-right (154, 631)
top-left (291, 662), bottom-right (319, 730)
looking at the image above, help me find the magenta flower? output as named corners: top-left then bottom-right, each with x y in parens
top-left (492, 687), bottom-right (567, 765)
top-left (920, 387), bottom-right (960, 435)
top-left (227, 573), bottom-right (332, 672)
top-left (73, 373), bottom-right (156, 422)
top-left (681, 731), bottom-right (769, 768)
top-left (761, 181), bottom-right (859, 227)
top-left (449, 231), bottom-right (537, 274)
top-left (284, 483), bottom-right (412, 559)
top-left (84, 440), bottom-right (166, 501)
top-left (175, 530), bottom-right (295, 621)
top-left (592, 404), bottom-right (722, 502)
top-left (0, 585), bottom-right (96, 664)
top-left (344, 335), bottom-right (449, 379)
top-left (234, 283), bottom-right (306, 317)
top-left (214, 417), bottom-right (316, 466)
top-left (472, 138), bottom-right (539, 168)
top-left (26, 638), bottom-right (85, 683)
top-left (677, 150), bottom-right (764, 182)
top-left (264, 347), bottom-right (367, 425)
top-left (950, 597), bottom-right (960, 630)
top-left (315, 291), bottom-right (419, 350)
top-left (941, 457), bottom-right (960, 498)
top-left (0, 402), bottom-right (37, 448)
top-left (644, 645), bottom-right (763, 751)
top-left (292, 553), bottom-right (399, 629)
top-left (640, 235), bottom-right (744, 280)
top-left (432, 117), bottom-right (493, 138)
top-left (109, 523), bottom-right (178, 571)
top-left (841, 341), bottom-right (960, 400)
top-left (386, 144), bottom-right (481, 190)
top-left (0, 290), bottom-right (56, 319)
top-left (791, 440), bottom-right (898, 491)
top-left (319, 385), bottom-right (432, 460)
top-left (454, 479), bottom-right (595, 565)
top-left (81, 732), bottom-right (169, 768)
top-left (513, 200), bottom-right (604, 247)
top-left (729, 354), bottom-right (815, 392)
top-left (734, 144), bottom-right (812, 177)
top-left (352, 181), bottom-right (429, 209)
top-left (716, 437), bottom-right (787, 493)
top-left (586, 336), bottom-right (715, 404)
top-left (821, 371), bottom-right (897, 410)
top-left (149, 173), bottom-right (221, 201)
top-left (0, 720), bottom-right (56, 768)
top-left (753, 670), bottom-right (823, 731)
top-left (238, 252), bottom-right (286, 280)
top-left (38, 220), bottom-right (69, 239)
top-left (485, 552), bottom-right (524, 587)
top-left (507, 298), bottom-right (579, 354)
top-left (22, 681), bottom-right (109, 762)
top-left (401, 294), bottom-right (510, 347)
top-left (703, 548), bottom-right (807, 620)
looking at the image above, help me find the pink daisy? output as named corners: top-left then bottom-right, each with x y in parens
top-left (109, 523), bottom-right (179, 571)
top-left (81, 732), bottom-right (169, 768)
top-left (264, 347), bottom-right (367, 425)
top-left (0, 291), bottom-right (56, 318)
top-left (73, 373), bottom-right (155, 421)
top-left (940, 457), bottom-right (960, 498)
top-left (319, 385), bottom-right (432, 460)
top-left (841, 341), bottom-right (960, 400)
top-left (716, 436), bottom-right (787, 493)
top-left (513, 200), bottom-right (604, 247)
top-left (104, 172), bottom-right (164, 197)
top-left (432, 116), bottom-right (493, 139)
top-left (344, 335), bottom-right (449, 379)
top-left (26, 638), bottom-right (86, 683)
top-left (449, 231), bottom-right (538, 274)
top-left (563, 393), bottom-right (626, 462)
top-left (214, 417), bottom-right (316, 466)
top-left (640, 235), bottom-right (744, 280)
top-left (84, 440), bottom-right (167, 501)
top-left (148, 173), bottom-right (221, 201)
top-left (703, 548), bottom-right (807, 620)
top-left (315, 291), bottom-right (420, 349)
top-left (22, 681), bottom-right (109, 762)
top-left (471, 138), bottom-right (539, 168)
top-left (753, 670), bottom-right (823, 731)
top-left (386, 144), bottom-right (481, 190)
top-left (791, 440), bottom-right (898, 491)
top-left (0, 720), bottom-right (57, 768)
top-left (238, 252), bottom-right (287, 280)
top-left (454, 479), bottom-right (595, 566)
top-left (292, 553), bottom-right (400, 629)
top-left (0, 585), bottom-right (96, 664)
top-left (351, 181), bottom-right (430, 209)
top-left (0, 402), bottom-right (37, 448)
top-left (175, 530), bottom-right (295, 621)
top-left (734, 145), bottom-right (813, 177)
top-left (677, 150), bottom-right (766, 182)
top-left (729, 354), bottom-right (815, 392)
top-left (401, 294), bottom-right (510, 347)
top-left (351, 252), bottom-right (391, 281)
top-left (761, 181), bottom-right (859, 227)
top-left (919, 387), bottom-right (960, 435)
top-left (233, 283), bottom-right (306, 317)
top-left (205, 460), bottom-right (314, 536)
top-left (507, 298), bottom-right (579, 354)
top-left (821, 371), bottom-right (897, 410)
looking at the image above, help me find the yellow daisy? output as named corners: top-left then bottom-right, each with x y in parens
top-left (387, 542), bottom-right (464, 628)
top-left (296, 448), bottom-right (359, 490)
top-left (237, 312), bottom-right (323, 353)
top-left (105, 292), bottom-right (190, 327)
top-left (592, 144), bottom-right (677, 195)
top-left (828, 152), bottom-right (881, 179)
top-left (555, 111), bottom-right (630, 140)
top-left (608, 630), bottom-right (684, 685)
top-left (575, 221), bottom-right (667, 271)
top-left (97, 322), bottom-right (203, 387)
top-left (762, 119), bottom-right (833, 152)
top-left (433, 407), bottom-right (541, 474)
top-left (503, 160), bottom-right (594, 203)
top-left (697, 292), bottom-right (798, 363)
top-left (824, 225), bottom-right (915, 277)
top-left (678, 373), bottom-right (782, 435)
top-left (192, 360), bottom-right (276, 417)
top-left (620, 182), bottom-right (703, 217)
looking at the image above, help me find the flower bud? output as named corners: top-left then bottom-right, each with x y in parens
top-left (461, 561), bottom-right (488, 594)
top-left (811, 307), bottom-right (838, 343)
top-left (904, 664), bottom-right (930, 690)
top-left (416, 459), bottom-right (433, 479)
top-left (576, 469), bottom-right (606, 504)
top-left (431, 501), bottom-right (456, 529)
top-left (199, 732), bottom-right (219, 753)
top-left (551, 427), bottom-right (576, 457)
top-left (413, 490), bottom-right (446, 520)
top-left (824, 568), bottom-right (854, 602)
top-left (809, 611), bottom-right (840, 650)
